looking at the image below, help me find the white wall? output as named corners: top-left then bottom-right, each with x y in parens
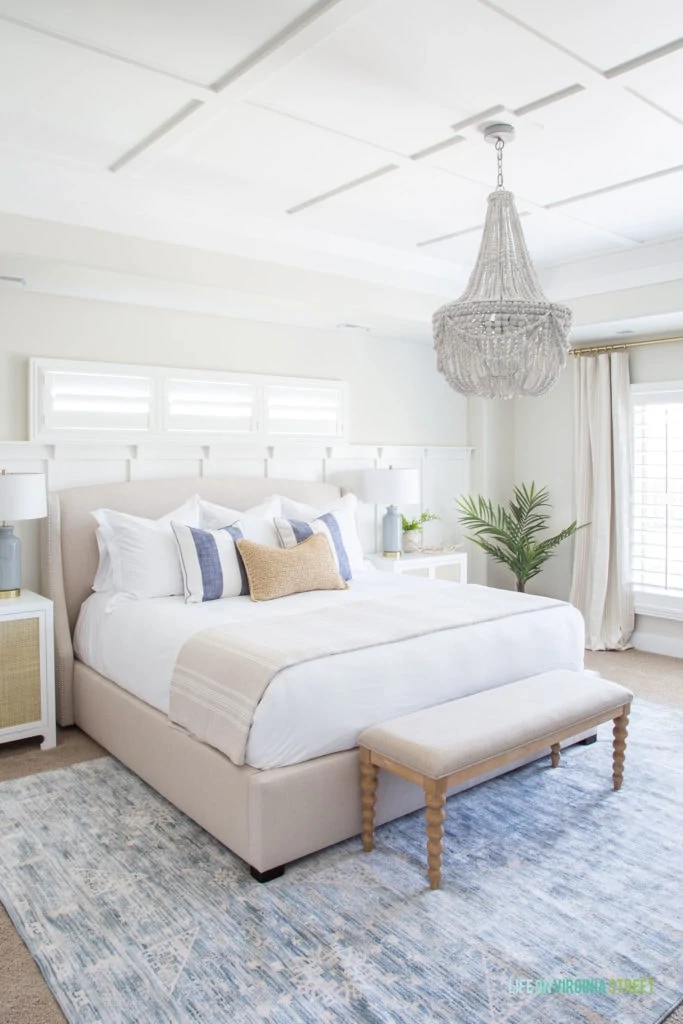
top-left (0, 290), bottom-right (466, 446)
top-left (511, 340), bottom-right (683, 657)
top-left (0, 289), bottom-right (468, 595)
top-left (466, 397), bottom-right (516, 587)
top-left (513, 363), bottom-right (577, 600)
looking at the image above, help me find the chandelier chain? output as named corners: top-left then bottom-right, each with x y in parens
top-left (496, 138), bottom-right (504, 190)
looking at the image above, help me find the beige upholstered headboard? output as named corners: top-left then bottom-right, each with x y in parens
top-left (41, 476), bottom-right (342, 726)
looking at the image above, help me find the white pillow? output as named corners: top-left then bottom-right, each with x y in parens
top-left (93, 526), bottom-right (115, 591)
top-left (199, 496), bottom-right (281, 547)
top-left (92, 496), bottom-right (200, 599)
top-left (275, 493), bottom-right (365, 577)
top-left (172, 521), bottom-right (249, 603)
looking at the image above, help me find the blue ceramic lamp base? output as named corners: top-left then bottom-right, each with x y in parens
top-left (381, 505), bottom-right (403, 558)
top-left (0, 524), bottom-right (21, 598)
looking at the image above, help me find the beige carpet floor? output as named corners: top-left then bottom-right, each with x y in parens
top-left (1, 650), bottom-right (681, 1024)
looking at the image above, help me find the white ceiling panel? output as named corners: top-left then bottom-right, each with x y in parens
top-left (0, 0), bottom-right (317, 86)
top-left (249, 81), bottom-right (467, 157)
top-left (157, 102), bottom-right (395, 211)
top-left (292, 167), bottom-right (493, 248)
top-left (427, 88), bottom-right (683, 209)
top-left (0, 21), bottom-right (192, 165)
top-left (491, 0), bottom-right (683, 72)
top-left (421, 209), bottom-right (636, 268)
top-left (555, 170), bottom-right (683, 244)
top-left (621, 50), bottom-right (683, 123)
top-left (250, 0), bottom-right (585, 156)
top-left (0, 0), bottom-right (682, 338)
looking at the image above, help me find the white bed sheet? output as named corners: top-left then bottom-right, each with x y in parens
top-left (74, 575), bottom-right (584, 770)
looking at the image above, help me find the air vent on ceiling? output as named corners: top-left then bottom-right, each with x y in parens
top-left (337, 323), bottom-right (371, 333)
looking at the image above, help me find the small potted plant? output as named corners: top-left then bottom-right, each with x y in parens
top-left (401, 510), bottom-right (440, 553)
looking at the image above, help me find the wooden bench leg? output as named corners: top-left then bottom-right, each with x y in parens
top-left (550, 742), bottom-right (561, 768)
top-left (612, 704), bottom-right (630, 791)
top-left (425, 778), bottom-right (447, 890)
top-left (359, 747), bottom-right (378, 852)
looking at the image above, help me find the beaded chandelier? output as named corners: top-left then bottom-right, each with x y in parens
top-left (433, 124), bottom-right (572, 400)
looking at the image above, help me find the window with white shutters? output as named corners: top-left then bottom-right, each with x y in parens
top-left (30, 359), bottom-right (348, 443)
top-left (38, 368), bottom-right (154, 434)
top-left (264, 383), bottom-right (345, 438)
top-left (632, 383), bottom-right (683, 612)
top-left (164, 378), bottom-right (257, 435)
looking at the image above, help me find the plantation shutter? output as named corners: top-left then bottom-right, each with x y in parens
top-left (38, 367), bottom-right (154, 434)
top-left (264, 383), bottom-right (345, 439)
top-left (632, 392), bottom-right (683, 595)
top-left (30, 359), bottom-right (348, 443)
top-left (164, 378), bottom-right (257, 434)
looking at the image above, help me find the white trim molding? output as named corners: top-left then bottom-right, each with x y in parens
top-left (634, 591), bottom-right (683, 622)
top-left (0, 438), bottom-right (473, 594)
top-left (632, 624), bottom-right (683, 660)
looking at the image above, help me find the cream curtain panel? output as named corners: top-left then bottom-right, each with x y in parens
top-left (570, 351), bottom-right (634, 650)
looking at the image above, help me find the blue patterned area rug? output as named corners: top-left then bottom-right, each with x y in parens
top-left (1, 699), bottom-right (681, 1024)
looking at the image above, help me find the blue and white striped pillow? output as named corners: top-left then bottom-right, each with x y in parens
top-left (171, 522), bottom-right (249, 603)
top-left (274, 512), bottom-right (352, 581)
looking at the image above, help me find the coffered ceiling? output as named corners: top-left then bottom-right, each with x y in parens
top-left (0, 0), bottom-right (682, 342)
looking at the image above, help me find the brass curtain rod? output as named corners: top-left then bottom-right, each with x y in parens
top-left (570, 335), bottom-right (683, 357)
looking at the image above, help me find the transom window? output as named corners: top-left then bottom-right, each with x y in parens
top-left (29, 358), bottom-right (348, 444)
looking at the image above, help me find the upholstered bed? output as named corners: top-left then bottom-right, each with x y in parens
top-left (43, 475), bottom-right (585, 879)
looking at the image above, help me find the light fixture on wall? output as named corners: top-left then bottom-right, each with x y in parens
top-left (433, 124), bottom-right (572, 400)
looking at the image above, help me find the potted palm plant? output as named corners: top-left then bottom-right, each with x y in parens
top-left (455, 483), bottom-right (585, 593)
top-left (401, 510), bottom-right (440, 553)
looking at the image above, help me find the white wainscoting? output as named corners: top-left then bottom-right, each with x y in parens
top-left (0, 440), bottom-right (473, 594)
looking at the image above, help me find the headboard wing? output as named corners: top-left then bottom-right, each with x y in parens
top-left (41, 475), bottom-right (342, 725)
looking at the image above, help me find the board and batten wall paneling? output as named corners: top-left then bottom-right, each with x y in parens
top-left (0, 288), bottom-right (470, 595)
top-left (0, 290), bottom-right (466, 446)
top-left (0, 442), bottom-right (472, 595)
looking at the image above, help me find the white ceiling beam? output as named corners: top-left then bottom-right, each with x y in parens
top-left (287, 165), bottom-right (399, 214)
top-left (0, 14), bottom-right (213, 96)
top-left (110, 0), bottom-right (378, 176)
top-left (604, 37), bottom-right (683, 79)
top-left (545, 164), bottom-right (683, 211)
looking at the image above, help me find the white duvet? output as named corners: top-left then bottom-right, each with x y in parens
top-left (74, 574), bottom-right (584, 770)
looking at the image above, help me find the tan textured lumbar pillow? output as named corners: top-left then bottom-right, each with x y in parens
top-left (236, 532), bottom-right (348, 602)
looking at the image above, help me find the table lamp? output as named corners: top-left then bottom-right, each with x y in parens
top-left (0, 471), bottom-right (48, 598)
top-left (361, 467), bottom-right (420, 558)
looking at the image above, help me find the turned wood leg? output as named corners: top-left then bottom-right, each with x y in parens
top-left (550, 742), bottom-right (561, 768)
top-left (425, 779), bottom-right (447, 890)
top-left (612, 705), bottom-right (630, 791)
top-left (359, 748), bottom-right (378, 852)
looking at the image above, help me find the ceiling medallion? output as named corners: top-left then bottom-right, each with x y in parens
top-left (432, 123), bottom-right (572, 400)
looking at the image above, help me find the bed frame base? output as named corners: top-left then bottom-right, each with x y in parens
top-left (250, 865), bottom-right (286, 883)
top-left (44, 475), bottom-right (593, 882)
top-left (73, 661), bottom-right (597, 879)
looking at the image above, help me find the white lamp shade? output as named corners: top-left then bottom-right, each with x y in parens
top-left (361, 468), bottom-right (420, 506)
top-left (0, 473), bottom-right (48, 521)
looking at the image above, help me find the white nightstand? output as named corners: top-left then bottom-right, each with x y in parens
top-left (366, 550), bottom-right (468, 584)
top-left (0, 591), bottom-right (56, 750)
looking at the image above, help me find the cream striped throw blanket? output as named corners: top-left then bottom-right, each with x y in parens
top-left (169, 589), bottom-right (565, 765)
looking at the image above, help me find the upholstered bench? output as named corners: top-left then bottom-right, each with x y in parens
top-left (358, 670), bottom-right (633, 890)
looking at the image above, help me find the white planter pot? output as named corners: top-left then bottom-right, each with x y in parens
top-left (402, 531), bottom-right (422, 553)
